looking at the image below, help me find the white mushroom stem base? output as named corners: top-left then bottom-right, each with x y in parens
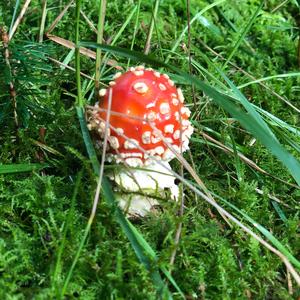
top-left (109, 161), bottom-right (179, 218)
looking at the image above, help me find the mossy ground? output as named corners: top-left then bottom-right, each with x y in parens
top-left (0, 0), bottom-right (300, 299)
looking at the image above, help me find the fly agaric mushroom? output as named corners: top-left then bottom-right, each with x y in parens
top-left (88, 66), bottom-right (193, 217)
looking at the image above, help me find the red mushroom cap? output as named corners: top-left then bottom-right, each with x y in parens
top-left (89, 66), bottom-right (193, 167)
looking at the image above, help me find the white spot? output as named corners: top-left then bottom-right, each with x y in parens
top-left (159, 103), bottom-right (170, 115)
top-left (165, 137), bottom-right (173, 144)
top-left (168, 79), bottom-right (174, 86)
top-left (133, 82), bottom-right (148, 94)
top-left (144, 159), bottom-right (153, 166)
top-left (163, 74), bottom-right (169, 79)
top-left (151, 136), bottom-right (161, 144)
top-left (125, 158), bottom-right (143, 167)
top-left (124, 139), bottom-right (139, 149)
top-left (172, 98), bottom-right (179, 106)
top-left (173, 130), bottom-right (180, 140)
top-left (181, 107), bottom-right (191, 117)
top-left (181, 129), bottom-right (191, 141)
top-left (115, 128), bottom-right (124, 135)
top-left (108, 136), bottom-right (120, 149)
top-left (99, 121), bottom-right (106, 131)
top-left (174, 111), bottom-right (180, 121)
top-left (155, 146), bottom-right (165, 155)
top-left (147, 149), bottom-right (156, 156)
top-left (181, 119), bottom-right (190, 127)
top-left (120, 153), bottom-right (130, 158)
top-left (105, 154), bottom-right (114, 162)
top-left (153, 129), bottom-right (162, 137)
top-left (177, 88), bottom-right (184, 103)
top-left (154, 71), bottom-right (160, 78)
top-left (87, 124), bottom-right (92, 131)
top-left (156, 113), bottom-right (162, 121)
top-left (136, 65), bottom-right (145, 70)
top-left (99, 89), bottom-right (107, 97)
top-left (182, 125), bottom-right (194, 139)
top-left (115, 157), bottom-right (124, 164)
top-left (163, 149), bottom-right (175, 161)
top-left (146, 102), bottom-right (155, 109)
top-left (120, 152), bottom-right (143, 158)
top-left (159, 83), bottom-right (167, 91)
top-left (164, 124), bottom-right (174, 134)
top-left (172, 145), bottom-right (180, 153)
top-left (171, 93), bottom-right (177, 97)
top-left (134, 70), bottom-right (144, 76)
top-left (98, 127), bottom-right (110, 137)
top-left (146, 67), bottom-right (153, 71)
top-left (142, 131), bottom-right (151, 144)
top-left (109, 81), bottom-right (116, 86)
top-left (113, 72), bottom-right (122, 79)
top-left (249, 138), bottom-right (256, 146)
top-left (130, 67), bottom-right (136, 72)
top-left (182, 140), bottom-right (190, 152)
top-left (147, 111), bottom-right (156, 121)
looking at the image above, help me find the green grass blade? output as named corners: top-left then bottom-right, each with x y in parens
top-left (254, 105), bottom-right (300, 136)
top-left (52, 170), bottom-right (82, 295)
top-left (271, 201), bottom-right (288, 223)
top-left (95, 0), bottom-right (106, 91)
top-left (75, 0), bottom-right (83, 107)
top-left (0, 163), bottom-right (48, 174)
top-left (222, 0), bottom-right (264, 68)
top-left (9, 0), bottom-right (21, 35)
top-left (111, 6), bottom-right (137, 46)
top-left (237, 72), bottom-right (300, 89)
top-left (166, 0), bottom-right (226, 63)
top-left (76, 106), bottom-right (100, 174)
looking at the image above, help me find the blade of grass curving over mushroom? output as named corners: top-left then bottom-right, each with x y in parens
top-left (80, 42), bottom-right (300, 186)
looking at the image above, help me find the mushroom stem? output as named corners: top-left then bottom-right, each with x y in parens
top-left (110, 161), bottom-right (179, 217)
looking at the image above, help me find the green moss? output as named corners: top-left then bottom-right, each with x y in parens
top-left (0, 0), bottom-right (299, 298)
